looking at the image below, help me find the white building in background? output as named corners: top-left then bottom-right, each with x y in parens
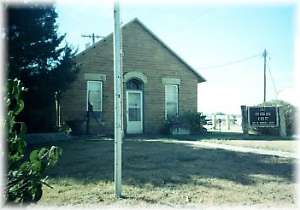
top-left (204, 113), bottom-right (242, 132)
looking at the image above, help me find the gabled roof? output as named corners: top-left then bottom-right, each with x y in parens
top-left (77, 18), bottom-right (206, 83)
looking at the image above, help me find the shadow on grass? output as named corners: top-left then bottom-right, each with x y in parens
top-left (41, 139), bottom-right (295, 189)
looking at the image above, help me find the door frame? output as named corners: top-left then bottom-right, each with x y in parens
top-left (126, 90), bottom-right (143, 134)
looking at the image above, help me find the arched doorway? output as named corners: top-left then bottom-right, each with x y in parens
top-left (126, 78), bottom-right (144, 134)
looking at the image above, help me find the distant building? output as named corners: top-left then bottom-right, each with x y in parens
top-left (205, 113), bottom-right (242, 131)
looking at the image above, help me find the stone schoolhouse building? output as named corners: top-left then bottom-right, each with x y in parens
top-left (61, 18), bottom-right (206, 135)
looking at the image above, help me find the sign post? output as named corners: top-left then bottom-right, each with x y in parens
top-left (113, 0), bottom-right (122, 198)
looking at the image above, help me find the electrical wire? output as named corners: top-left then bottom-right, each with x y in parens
top-left (199, 54), bottom-right (261, 70)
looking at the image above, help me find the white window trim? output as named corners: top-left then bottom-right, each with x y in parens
top-left (126, 90), bottom-right (143, 134)
top-left (165, 84), bottom-right (179, 120)
top-left (84, 73), bottom-right (106, 81)
top-left (124, 71), bottom-right (148, 84)
top-left (86, 81), bottom-right (103, 112)
top-left (162, 78), bottom-right (181, 85)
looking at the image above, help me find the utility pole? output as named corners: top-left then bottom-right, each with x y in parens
top-left (263, 49), bottom-right (267, 103)
top-left (113, 0), bottom-right (123, 198)
top-left (81, 33), bottom-right (104, 45)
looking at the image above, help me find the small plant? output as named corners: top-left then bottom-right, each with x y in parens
top-left (5, 79), bottom-right (62, 204)
top-left (58, 122), bottom-right (72, 135)
top-left (161, 112), bottom-right (208, 135)
top-left (65, 119), bottom-right (85, 135)
top-left (181, 111), bottom-right (208, 134)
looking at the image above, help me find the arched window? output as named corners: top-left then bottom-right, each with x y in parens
top-left (126, 78), bottom-right (143, 90)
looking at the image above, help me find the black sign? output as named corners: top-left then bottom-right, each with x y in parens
top-left (248, 106), bottom-right (278, 127)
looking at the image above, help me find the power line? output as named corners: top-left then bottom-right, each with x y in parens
top-left (199, 53), bottom-right (261, 70)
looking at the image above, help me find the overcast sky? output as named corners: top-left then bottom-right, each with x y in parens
top-left (55, 0), bottom-right (297, 115)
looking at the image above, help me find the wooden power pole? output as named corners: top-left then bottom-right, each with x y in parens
top-left (81, 33), bottom-right (104, 45)
top-left (263, 49), bottom-right (267, 103)
top-left (113, 0), bottom-right (123, 198)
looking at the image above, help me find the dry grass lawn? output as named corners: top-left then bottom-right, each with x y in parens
top-left (35, 138), bottom-right (296, 207)
top-left (202, 140), bottom-right (297, 153)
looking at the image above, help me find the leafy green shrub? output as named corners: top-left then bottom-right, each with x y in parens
top-left (181, 111), bottom-right (208, 134)
top-left (283, 103), bottom-right (297, 136)
top-left (5, 79), bottom-right (62, 204)
top-left (160, 112), bottom-right (208, 135)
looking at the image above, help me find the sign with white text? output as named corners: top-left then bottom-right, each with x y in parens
top-left (248, 106), bottom-right (278, 127)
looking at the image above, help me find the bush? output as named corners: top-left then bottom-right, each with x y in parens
top-left (5, 79), bottom-right (62, 204)
top-left (161, 112), bottom-right (208, 135)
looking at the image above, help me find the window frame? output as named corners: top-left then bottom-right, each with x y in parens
top-left (165, 84), bottom-right (179, 120)
top-left (86, 80), bottom-right (103, 112)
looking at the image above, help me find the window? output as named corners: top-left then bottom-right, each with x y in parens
top-left (128, 92), bottom-right (142, 121)
top-left (87, 81), bottom-right (102, 112)
top-left (165, 84), bottom-right (179, 119)
top-left (126, 78), bottom-right (143, 90)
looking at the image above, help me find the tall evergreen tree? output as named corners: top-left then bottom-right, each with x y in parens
top-left (6, 4), bottom-right (78, 132)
